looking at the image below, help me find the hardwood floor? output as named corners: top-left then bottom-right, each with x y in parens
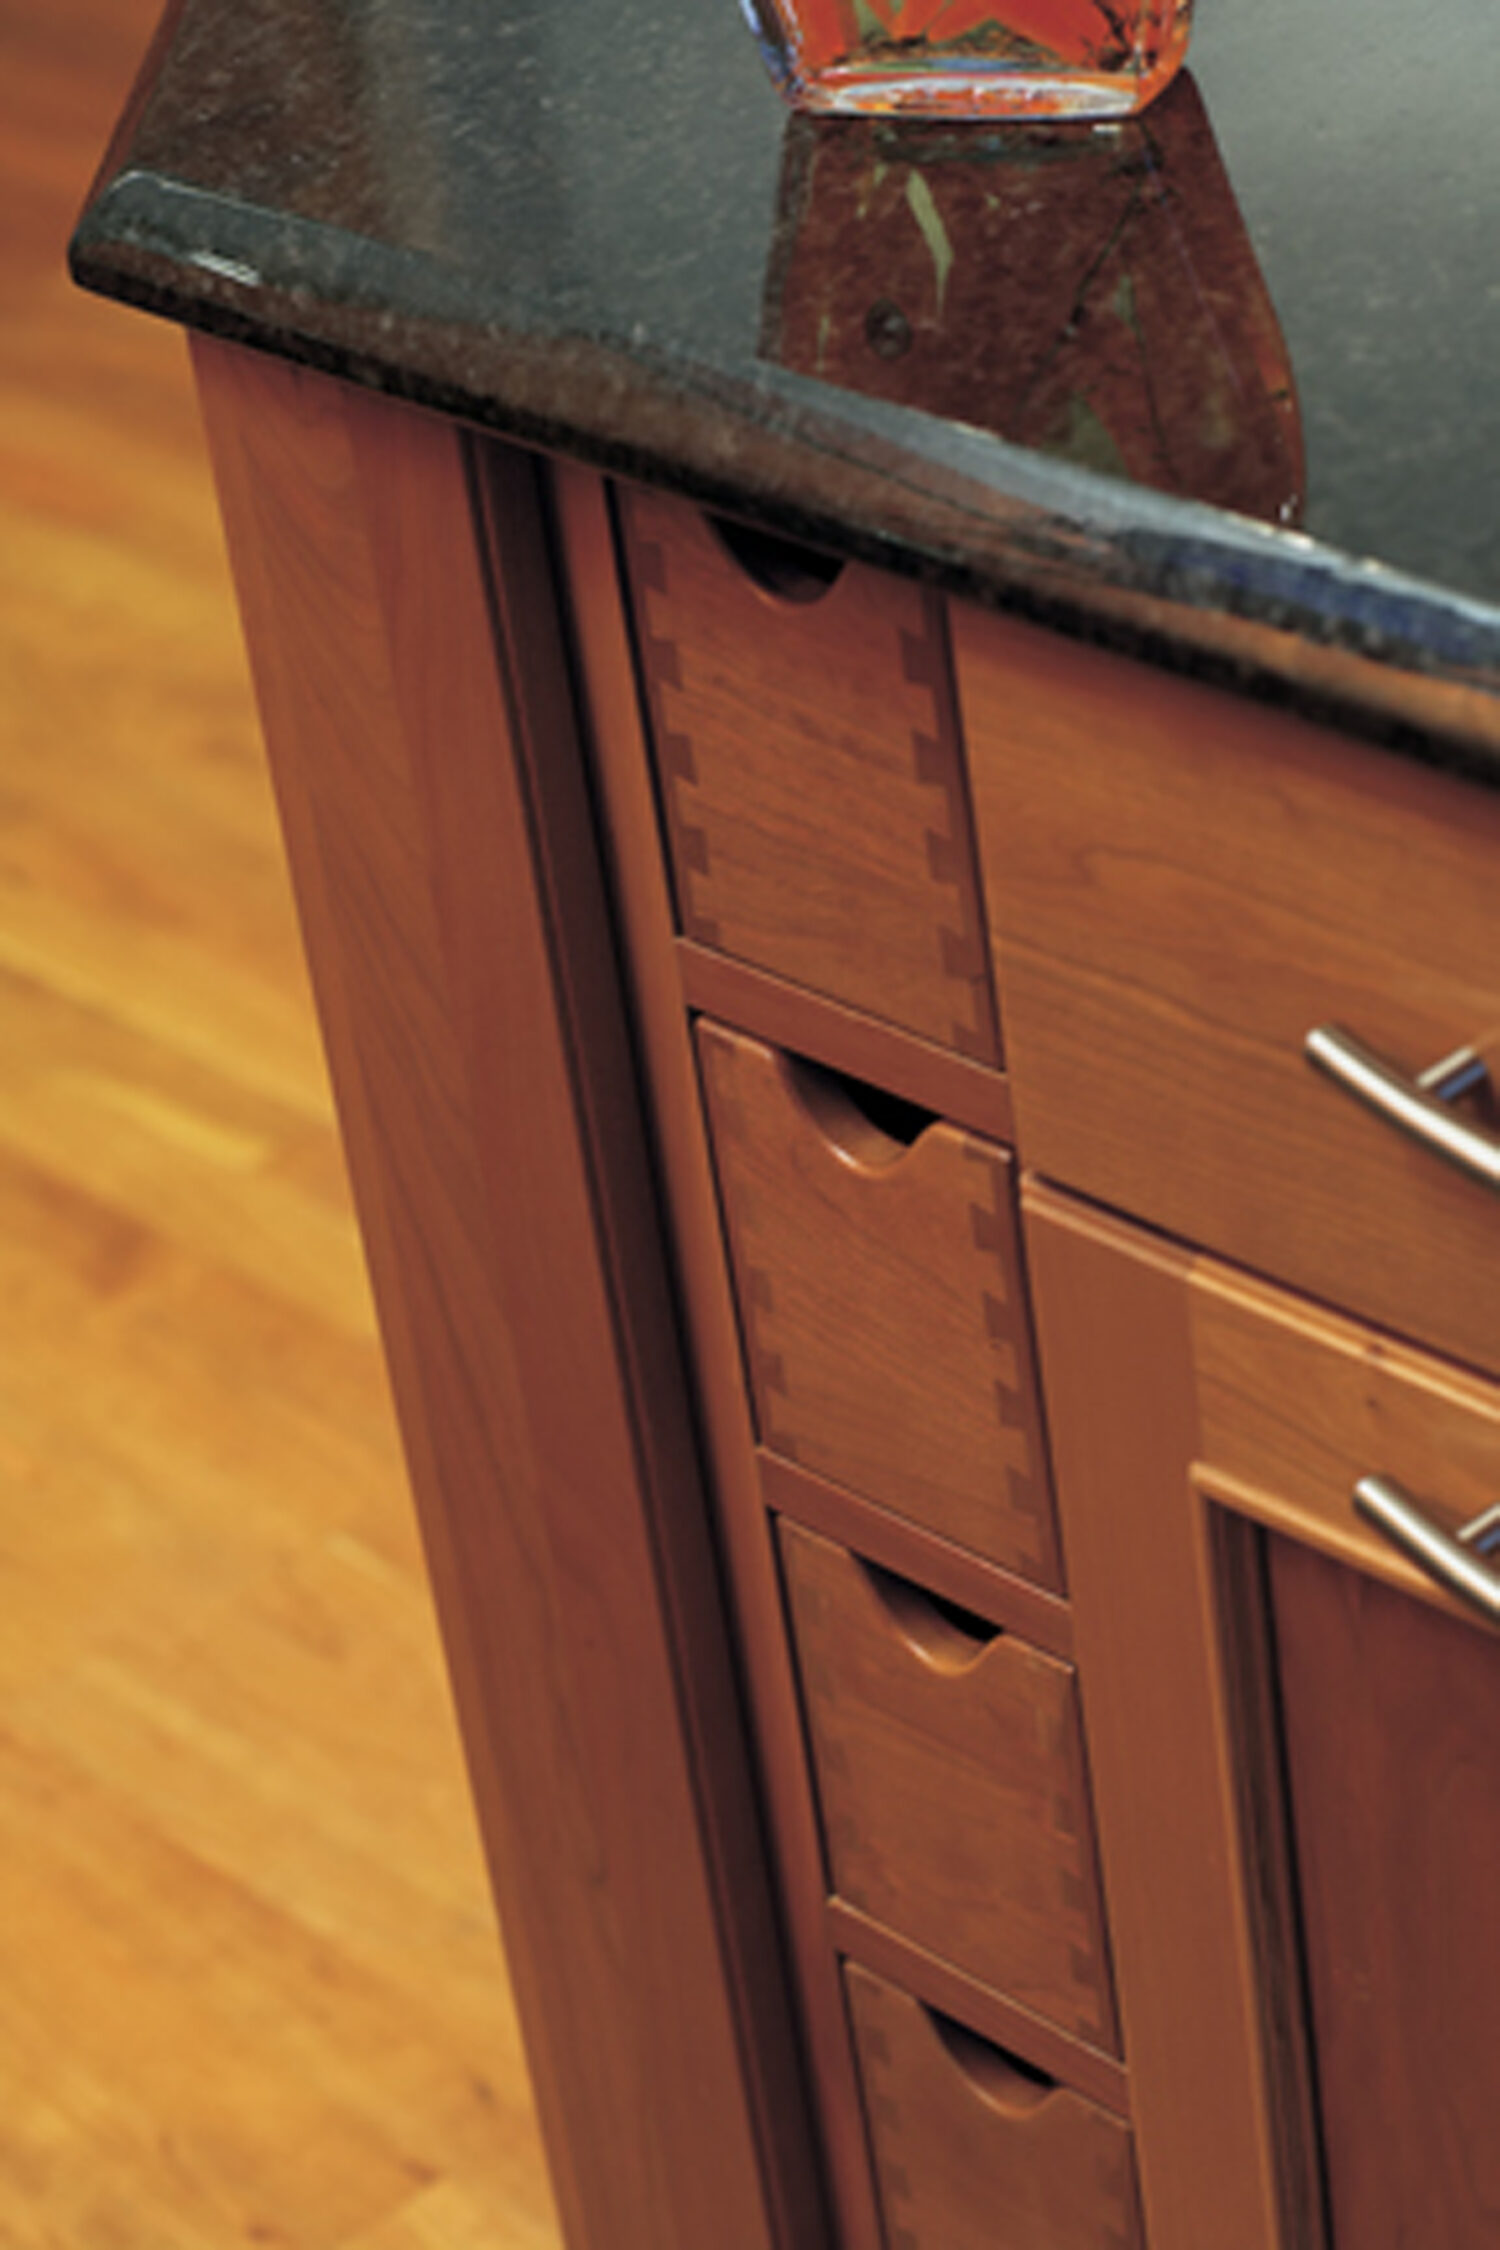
top-left (0, 5), bottom-right (561, 2243)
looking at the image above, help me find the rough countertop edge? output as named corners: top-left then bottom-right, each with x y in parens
top-left (70, 172), bottom-right (1500, 783)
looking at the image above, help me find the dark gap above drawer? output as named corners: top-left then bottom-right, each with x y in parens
top-left (830, 1901), bottom-right (1129, 2119)
top-left (680, 941), bottom-right (1014, 1142)
top-left (760, 1451), bottom-right (1074, 1662)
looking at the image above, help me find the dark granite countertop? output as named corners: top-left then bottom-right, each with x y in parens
top-left (72, 0), bottom-right (1500, 763)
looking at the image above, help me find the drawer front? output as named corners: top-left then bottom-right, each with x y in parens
top-left (781, 1521), bottom-right (1117, 2049)
top-left (697, 1019), bottom-right (1060, 1589)
top-left (620, 484), bottom-right (998, 1061)
top-left (846, 1963), bottom-right (1144, 2250)
top-left (954, 601), bottom-right (1500, 1380)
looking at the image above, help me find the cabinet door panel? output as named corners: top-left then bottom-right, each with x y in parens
top-left (1270, 1536), bottom-right (1500, 2249)
top-left (1024, 1177), bottom-right (1500, 2250)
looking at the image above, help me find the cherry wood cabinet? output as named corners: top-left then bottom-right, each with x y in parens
top-left (190, 333), bottom-right (1500, 2250)
top-left (1024, 1187), bottom-right (1500, 2250)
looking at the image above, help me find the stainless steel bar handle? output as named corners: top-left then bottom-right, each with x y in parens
top-left (1354, 1474), bottom-right (1500, 1624)
top-left (1305, 1025), bottom-right (1500, 1188)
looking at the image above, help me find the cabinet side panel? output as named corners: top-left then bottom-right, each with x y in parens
top-left (190, 337), bottom-right (799, 2250)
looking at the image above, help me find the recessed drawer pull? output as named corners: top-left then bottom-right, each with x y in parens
top-left (858, 1557), bottom-right (1003, 1670)
top-left (1305, 1025), bottom-right (1499, 1188)
top-left (927, 2009), bottom-right (1056, 2117)
top-left (781, 1052), bottom-right (935, 1167)
top-left (704, 511), bottom-right (845, 602)
top-left (1354, 1474), bottom-right (1500, 1624)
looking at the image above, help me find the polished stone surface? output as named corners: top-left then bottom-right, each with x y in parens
top-left (72, 0), bottom-right (1500, 742)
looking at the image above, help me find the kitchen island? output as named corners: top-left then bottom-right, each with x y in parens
top-left (74, 4), bottom-right (1500, 2246)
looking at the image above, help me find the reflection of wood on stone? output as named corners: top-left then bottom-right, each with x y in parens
top-left (0, 4), bottom-right (560, 2243)
top-left (764, 73), bottom-right (1305, 525)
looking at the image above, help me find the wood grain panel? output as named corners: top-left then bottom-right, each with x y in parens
top-left (621, 486), bottom-right (999, 1061)
top-left (192, 340), bottom-right (817, 2250)
top-left (1025, 1173), bottom-right (1500, 2250)
top-left (1186, 1245), bottom-right (1500, 2247)
top-left (1270, 1538), bottom-right (1500, 2250)
top-left (1022, 1181), bottom-right (1294, 2250)
top-left (780, 1522), bottom-right (1117, 2048)
top-left (957, 599), bottom-right (1500, 1379)
top-left (698, 1019), bottom-right (1060, 1587)
top-left (845, 1963), bottom-right (1144, 2250)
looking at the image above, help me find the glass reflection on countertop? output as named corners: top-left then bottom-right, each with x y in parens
top-left (760, 72), bottom-right (1304, 527)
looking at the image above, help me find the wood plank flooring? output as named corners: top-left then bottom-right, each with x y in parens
top-left (0, 5), bottom-right (562, 2243)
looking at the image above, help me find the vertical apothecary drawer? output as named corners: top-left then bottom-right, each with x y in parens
top-left (781, 1520), bottom-right (1117, 2050)
top-left (619, 484), bottom-right (999, 1061)
top-left (696, 1019), bottom-right (1060, 1589)
top-left (845, 1963), bottom-right (1144, 2250)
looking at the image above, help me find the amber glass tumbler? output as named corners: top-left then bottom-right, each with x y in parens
top-left (740, 0), bottom-right (1193, 118)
